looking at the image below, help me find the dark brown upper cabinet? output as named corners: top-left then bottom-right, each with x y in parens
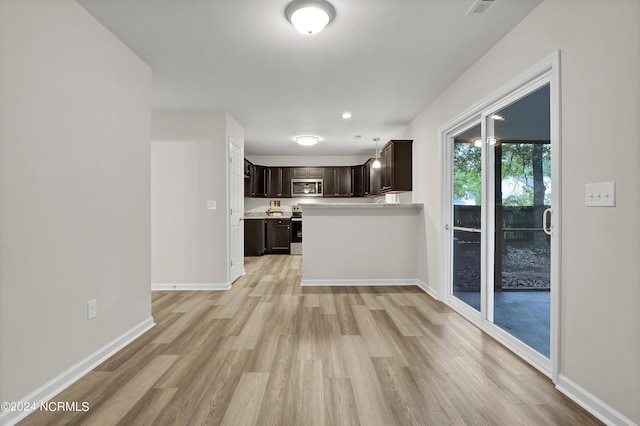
top-left (292, 167), bottom-right (323, 179)
top-left (267, 167), bottom-right (292, 198)
top-left (244, 160), bottom-right (252, 197)
top-left (323, 167), bottom-right (351, 197)
top-left (379, 140), bottom-right (412, 193)
top-left (244, 145), bottom-right (411, 198)
top-left (250, 165), bottom-right (267, 197)
top-left (364, 158), bottom-right (381, 197)
top-left (350, 165), bottom-right (365, 197)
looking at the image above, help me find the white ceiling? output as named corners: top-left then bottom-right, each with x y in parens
top-left (77, 0), bottom-right (542, 156)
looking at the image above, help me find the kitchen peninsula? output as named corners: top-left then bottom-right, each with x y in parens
top-left (301, 203), bottom-right (424, 286)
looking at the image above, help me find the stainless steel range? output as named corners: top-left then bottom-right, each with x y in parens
top-left (290, 205), bottom-right (302, 255)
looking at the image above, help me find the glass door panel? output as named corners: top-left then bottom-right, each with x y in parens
top-left (452, 123), bottom-right (482, 312)
top-left (490, 85), bottom-right (551, 357)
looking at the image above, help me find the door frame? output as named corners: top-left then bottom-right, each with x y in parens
top-left (228, 138), bottom-right (244, 284)
top-left (439, 51), bottom-right (561, 381)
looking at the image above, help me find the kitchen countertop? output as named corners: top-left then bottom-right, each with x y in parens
top-left (301, 203), bottom-right (423, 209)
top-left (244, 212), bottom-right (292, 219)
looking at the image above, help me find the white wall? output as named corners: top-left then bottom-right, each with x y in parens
top-left (226, 112), bottom-right (245, 152)
top-left (151, 111), bottom-right (244, 286)
top-left (404, 0), bottom-right (639, 422)
top-left (302, 206), bottom-right (422, 282)
top-left (0, 0), bottom-right (151, 405)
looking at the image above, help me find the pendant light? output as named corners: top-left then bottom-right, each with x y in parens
top-left (372, 138), bottom-right (381, 169)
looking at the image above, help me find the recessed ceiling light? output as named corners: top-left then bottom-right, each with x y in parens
top-left (285, 0), bottom-right (336, 35)
top-left (491, 114), bottom-right (505, 121)
top-left (295, 135), bottom-right (320, 146)
top-left (341, 111), bottom-right (352, 119)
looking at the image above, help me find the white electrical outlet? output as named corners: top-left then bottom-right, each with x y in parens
top-left (585, 181), bottom-right (616, 207)
top-left (207, 200), bottom-right (217, 210)
top-left (87, 299), bottom-right (97, 320)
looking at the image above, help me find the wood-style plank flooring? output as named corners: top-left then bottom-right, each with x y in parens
top-left (20, 255), bottom-right (601, 425)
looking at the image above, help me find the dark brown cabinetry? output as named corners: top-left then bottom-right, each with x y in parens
top-left (350, 165), bottom-right (365, 197)
top-left (364, 158), bottom-right (381, 197)
top-left (250, 165), bottom-right (267, 197)
top-left (245, 143), bottom-right (411, 198)
top-left (292, 167), bottom-right (323, 179)
top-left (266, 219), bottom-right (291, 254)
top-left (244, 159), bottom-right (253, 196)
top-left (323, 167), bottom-right (351, 197)
top-left (267, 167), bottom-right (292, 198)
top-left (379, 140), bottom-right (412, 193)
top-left (244, 219), bottom-right (266, 256)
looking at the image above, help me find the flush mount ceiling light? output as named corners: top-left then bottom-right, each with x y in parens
top-left (285, 0), bottom-right (336, 35)
top-left (295, 135), bottom-right (320, 146)
top-left (341, 111), bottom-right (352, 119)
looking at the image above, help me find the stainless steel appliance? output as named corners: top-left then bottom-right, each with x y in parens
top-left (291, 179), bottom-right (323, 197)
top-left (290, 205), bottom-right (303, 255)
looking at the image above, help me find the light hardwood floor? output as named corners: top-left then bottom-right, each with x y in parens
top-left (20, 255), bottom-right (601, 425)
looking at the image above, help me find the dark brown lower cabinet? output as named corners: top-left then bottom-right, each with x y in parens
top-left (266, 219), bottom-right (291, 254)
top-left (244, 219), bottom-right (266, 256)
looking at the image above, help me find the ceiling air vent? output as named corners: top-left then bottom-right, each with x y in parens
top-left (466, 0), bottom-right (494, 15)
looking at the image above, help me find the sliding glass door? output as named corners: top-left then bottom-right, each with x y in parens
top-left (443, 56), bottom-right (559, 378)
top-left (489, 85), bottom-right (552, 358)
top-left (452, 123), bottom-right (482, 313)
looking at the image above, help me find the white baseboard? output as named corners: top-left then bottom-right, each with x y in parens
top-left (0, 317), bottom-right (155, 426)
top-left (301, 278), bottom-right (420, 287)
top-left (300, 278), bottom-right (439, 299)
top-left (151, 282), bottom-right (231, 291)
top-left (556, 374), bottom-right (636, 426)
top-left (415, 279), bottom-right (438, 299)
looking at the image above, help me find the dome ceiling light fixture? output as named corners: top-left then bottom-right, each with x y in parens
top-left (295, 135), bottom-right (320, 146)
top-left (285, 0), bottom-right (336, 35)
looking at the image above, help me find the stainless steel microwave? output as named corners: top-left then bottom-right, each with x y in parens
top-left (291, 179), bottom-right (323, 197)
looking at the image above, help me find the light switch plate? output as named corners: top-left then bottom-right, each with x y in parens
top-left (87, 299), bottom-right (97, 320)
top-left (207, 200), bottom-right (217, 210)
top-left (585, 181), bottom-right (615, 207)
